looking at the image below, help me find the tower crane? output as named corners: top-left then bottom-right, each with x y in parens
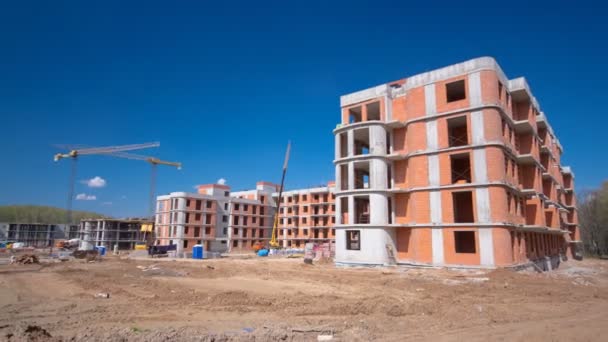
top-left (53, 142), bottom-right (180, 224)
top-left (103, 151), bottom-right (182, 218)
top-left (269, 141), bottom-right (291, 249)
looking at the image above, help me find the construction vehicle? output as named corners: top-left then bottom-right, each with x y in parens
top-left (55, 239), bottom-right (80, 249)
top-left (148, 244), bottom-right (177, 258)
top-left (269, 141), bottom-right (291, 250)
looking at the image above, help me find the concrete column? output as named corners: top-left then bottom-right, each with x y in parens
top-left (178, 198), bottom-right (186, 211)
top-left (96, 222), bottom-right (101, 247)
top-left (101, 221), bottom-right (106, 246)
top-left (432, 228), bottom-right (445, 265)
top-left (426, 121), bottom-right (438, 150)
top-left (335, 133), bottom-right (341, 160)
top-left (471, 111), bottom-right (485, 144)
top-left (80, 222), bottom-right (93, 250)
top-left (479, 228), bottom-right (495, 266)
top-left (176, 210), bottom-right (185, 256)
top-left (384, 95), bottom-right (393, 121)
top-left (468, 72), bottom-right (482, 107)
top-left (347, 130), bottom-right (354, 157)
top-left (475, 188), bottom-right (491, 223)
top-left (369, 193), bottom-right (388, 225)
top-left (424, 84), bottom-right (437, 116)
top-left (430, 191), bottom-right (442, 224)
top-left (473, 149), bottom-right (488, 183)
top-left (335, 197), bottom-right (342, 224)
top-left (369, 125), bottom-right (387, 155)
top-left (428, 155), bottom-right (440, 186)
top-left (370, 159), bottom-right (388, 190)
top-left (102, 221), bottom-right (107, 247)
top-left (335, 164), bottom-right (341, 191)
top-left (348, 162), bottom-right (355, 191)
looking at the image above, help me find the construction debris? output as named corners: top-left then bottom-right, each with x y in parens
top-left (11, 254), bottom-right (39, 264)
top-left (72, 250), bottom-right (98, 260)
top-left (95, 293), bottom-right (110, 299)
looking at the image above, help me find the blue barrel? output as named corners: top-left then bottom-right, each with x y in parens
top-left (192, 244), bottom-right (203, 259)
top-left (95, 246), bottom-right (106, 256)
top-left (257, 249), bottom-right (269, 257)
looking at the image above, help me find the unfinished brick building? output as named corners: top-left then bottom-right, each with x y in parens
top-left (274, 182), bottom-right (336, 248)
top-left (333, 57), bottom-right (579, 269)
top-left (155, 181), bottom-right (339, 255)
top-left (155, 182), bottom-right (277, 255)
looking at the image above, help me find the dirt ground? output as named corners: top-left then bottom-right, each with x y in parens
top-left (0, 255), bottom-right (607, 341)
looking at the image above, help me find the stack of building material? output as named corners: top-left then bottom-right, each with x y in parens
top-left (305, 242), bottom-right (335, 260)
top-left (13, 254), bottom-right (39, 264)
top-left (304, 243), bottom-right (315, 260)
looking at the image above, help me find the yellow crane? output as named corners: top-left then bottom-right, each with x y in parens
top-left (106, 151), bottom-right (182, 217)
top-left (53, 142), bottom-right (181, 223)
top-left (269, 141), bottom-right (291, 249)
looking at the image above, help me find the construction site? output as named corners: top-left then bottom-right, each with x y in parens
top-left (0, 57), bottom-right (604, 341)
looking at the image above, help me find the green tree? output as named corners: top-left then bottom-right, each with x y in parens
top-left (579, 181), bottom-right (608, 256)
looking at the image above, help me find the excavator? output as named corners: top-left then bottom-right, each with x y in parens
top-left (253, 141), bottom-right (290, 253)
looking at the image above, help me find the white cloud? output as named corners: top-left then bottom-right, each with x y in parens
top-left (76, 193), bottom-right (96, 201)
top-left (82, 176), bottom-right (106, 188)
top-left (101, 201), bottom-right (112, 205)
top-left (217, 178), bottom-right (226, 185)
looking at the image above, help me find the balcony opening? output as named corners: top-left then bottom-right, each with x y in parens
top-left (563, 174), bottom-right (572, 189)
top-left (518, 133), bottom-right (534, 154)
top-left (339, 133), bottom-right (348, 158)
top-left (538, 127), bottom-right (548, 143)
top-left (565, 193), bottom-right (574, 206)
top-left (543, 179), bottom-right (551, 198)
top-left (346, 230), bottom-right (361, 250)
top-left (452, 191), bottom-right (474, 223)
top-left (340, 197), bottom-right (348, 224)
top-left (450, 153), bottom-right (471, 184)
top-left (355, 196), bottom-right (370, 224)
top-left (387, 163), bottom-right (392, 189)
top-left (388, 197), bottom-right (393, 224)
top-left (454, 231), bottom-right (476, 253)
top-left (354, 161), bottom-right (370, 189)
top-left (526, 203), bottom-right (536, 225)
top-left (541, 153), bottom-right (550, 170)
top-left (353, 128), bottom-right (370, 155)
top-left (348, 106), bottom-right (362, 123)
top-left (446, 80), bottom-right (466, 102)
top-left (498, 81), bottom-right (503, 100)
top-left (447, 116), bottom-right (468, 147)
top-left (366, 101), bottom-right (380, 121)
top-left (386, 131), bottom-right (391, 154)
top-left (513, 100), bottom-right (530, 121)
top-left (545, 211), bottom-right (553, 227)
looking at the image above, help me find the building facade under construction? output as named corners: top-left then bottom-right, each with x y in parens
top-left (333, 56), bottom-right (579, 269)
top-left (0, 222), bottom-right (78, 247)
top-left (79, 218), bottom-right (151, 250)
top-left (155, 181), bottom-right (338, 255)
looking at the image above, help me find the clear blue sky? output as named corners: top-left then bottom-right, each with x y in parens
top-left (0, 0), bottom-right (606, 217)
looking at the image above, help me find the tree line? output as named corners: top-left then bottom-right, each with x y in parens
top-left (579, 181), bottom-right (608, 257)
top-left (0, 205), bottom-right (107, 225)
